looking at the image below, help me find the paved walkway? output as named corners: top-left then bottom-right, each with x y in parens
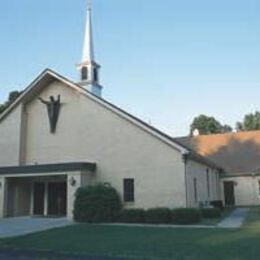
top-left (102, 223), bottom-right (216, 229)
top-left (217, 208), bottom-right (249, 228)
top-left (0, 217), bottom-right (73, 238)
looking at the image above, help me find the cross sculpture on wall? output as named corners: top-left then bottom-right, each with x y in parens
top-left (38, 95), bottom-right (61, 133)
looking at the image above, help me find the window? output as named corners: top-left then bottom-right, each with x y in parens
top-left (81, 67), bottom-right (88, 81)
top-left (124, 179), bottom-right (134, 202)
top-left (93, 68), bottom-right (98, 82)
top-left (206, 169), bottom-right (210, 198)
top-left (216, 171), bottom-right (219, 197)
top-left (193, 178), bottom-right (198, 203)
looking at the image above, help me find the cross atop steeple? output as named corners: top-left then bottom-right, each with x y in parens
top-left (77, 0), bottom-right (103, 97)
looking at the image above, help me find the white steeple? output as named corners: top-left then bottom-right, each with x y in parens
top-left (77, 0), bottom-right (103, 97)
top-left (82, 2), bottom-right (94, 62)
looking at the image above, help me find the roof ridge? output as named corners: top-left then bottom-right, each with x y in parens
top-left (175, 129), bottom-right (260, 140)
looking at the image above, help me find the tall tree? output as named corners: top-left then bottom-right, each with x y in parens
top-left (237, 111), bottom-right (260, 131)
top-left (0, 90), bottom-right (21, 114)
top-left (8, 91), bottom-right (21, 103)
top-left (235, 122), bottom-right (243, 132)
top-left (190, 115), bottom-right (232, 135)
top-left (0, 104), bottom-right (5, 114)
top-left (222, 124), bottom-right (233, 133)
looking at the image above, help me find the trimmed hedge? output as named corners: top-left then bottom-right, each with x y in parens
top-left (172, 208), bottom-right (201, 224)
top-left (73, 183), bottom-right (207, 225)
top-left (145, 208), bottom-right (172, 224)
top-left (119, 209), bottom-right (145, 223)
top-left (74, 184), bottom-right (122, 223)
top-left (201, 208), bottom-right (221, 219)
top-left (210, 200), bottom-right (224, 211)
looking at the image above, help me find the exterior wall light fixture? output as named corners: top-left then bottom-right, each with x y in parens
top-left (69, 177), bottom-right (77, 187)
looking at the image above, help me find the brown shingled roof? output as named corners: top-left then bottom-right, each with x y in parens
top-left (174, 130), bottom-right (260, 175)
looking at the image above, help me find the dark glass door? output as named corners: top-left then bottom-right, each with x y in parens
top-left (224, 181), bottom-right (235, 206)
top-left (33, 183), bottom-right (45, 215)
top-left (47, 183), bottom-right (67, 216)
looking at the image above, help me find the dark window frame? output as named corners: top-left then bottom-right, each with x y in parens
top-left (206, 168), bottom-right (210, 198)
top-left (193, 178), bottom-right (198, 203)
top-left (81, 67), bottom-right (88, 81)
top-left (93, 68), bottom-right (98, 82)
top-left (123, 178), bottom-right (134, 202)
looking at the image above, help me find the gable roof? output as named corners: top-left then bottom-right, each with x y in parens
top-left (175, 131), bottom-right (260, 175)
top-left (0, 69), bottom-right (222, 170)
top-left (0, 69), bottom-right (188, 152)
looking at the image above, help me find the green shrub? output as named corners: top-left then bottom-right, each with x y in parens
top-left (172, 208), bottom-right (201, 225)
top-left (145, 208), bottom-right (172, 224)
top-left (119, 209), bottom-right (145, 223)
top-left (210, 200), bottom-right (224, 211)
top-left (73, 184), bottom-right (122, 223)
top-left (201, 208), bottom-right (221, 219)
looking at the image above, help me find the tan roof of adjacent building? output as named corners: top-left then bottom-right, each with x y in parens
top-left (175, 130), bottom-right (260, 175)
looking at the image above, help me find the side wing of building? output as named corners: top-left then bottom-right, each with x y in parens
top-left (185, 159), bottom-right (221, 207)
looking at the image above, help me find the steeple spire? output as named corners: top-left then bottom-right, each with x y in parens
top-left (82, 1), bottom-right (94, 62)
top-left (77, 0), bottom-right (103, 97)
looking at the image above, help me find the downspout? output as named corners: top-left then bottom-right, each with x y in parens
top-left (182, 152), bottom-right (189, 208)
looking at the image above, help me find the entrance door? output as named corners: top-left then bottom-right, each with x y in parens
top-left (33, 183), bottom-right (45, 215)
top-left (47, 183), bottom-right (67, 216)
top-left (224, 181), bottom-right (235, 206)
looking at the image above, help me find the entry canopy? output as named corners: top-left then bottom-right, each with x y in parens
top-left (0, 162), bottom-right (96, 175)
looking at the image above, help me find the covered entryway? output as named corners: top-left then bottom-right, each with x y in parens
top-left (224, 181), bottom-right (235, 206)
top-left (7, 175), bottom-right (67, 218)
top-left (0, 162), bottom-right (96, 219)
top-left (33, 183), bottom-right (45, 215)
top-left (32, 179), bottom-right (67, 217)
top-left (47, 182), bottom-right (67, 216)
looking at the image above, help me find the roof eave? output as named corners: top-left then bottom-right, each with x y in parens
top-left (186, 152), bottom-right (224, 172)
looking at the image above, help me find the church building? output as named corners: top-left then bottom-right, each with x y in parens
top-left (1, 4), bottom-right (257, 220)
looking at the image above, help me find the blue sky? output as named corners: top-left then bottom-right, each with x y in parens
top-left (0, 0), bottom-right (259, 136)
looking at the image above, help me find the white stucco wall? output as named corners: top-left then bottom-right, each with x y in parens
top-left (221, 176), bottom-right (260, 206)
top-left (186, 159), bottom-right (220, 207)
top-left (0, 105), bottom-right (22, 166)
top-left (10, 80), bottom-right (187, 209)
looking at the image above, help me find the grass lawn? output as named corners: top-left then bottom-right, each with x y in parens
top-left (0, 208), bottom-right (259, 260)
